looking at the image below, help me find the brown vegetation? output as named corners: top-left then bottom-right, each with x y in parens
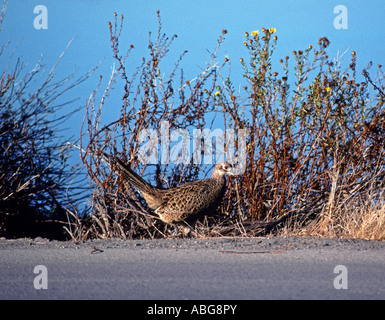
top-left (2, 7), bottom-right (385, 241)
top-left (74, 13), bottom-right (385, 241)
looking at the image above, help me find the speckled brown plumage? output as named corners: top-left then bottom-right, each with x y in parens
top-left (106, 154), bottom-right (233, 231)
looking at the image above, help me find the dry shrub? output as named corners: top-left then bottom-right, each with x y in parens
top-left (75, 13), bottom-right (385, 240)
top-left (220, 32), bottom-right (385, 221)
top-left (0, 42), bottom-right (93, 238)
top-left (219, 30), bottom-right (385, 239)
top-left (77, 13), bottom-right (229, 239)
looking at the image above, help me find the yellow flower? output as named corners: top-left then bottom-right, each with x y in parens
top-left (251, 30), bottom-right (259, 36)
top-left (214, 91), bottom-right (221, 97)
top-left (245, 32), bottom-right (249, 37)
top-left (240, 58), bottom-right (244, 63)
top-left (243, 41), bottom-right (247, 46)
top-left (269, 28), bottom-right (277, 34)
top-left (325, 87), bottom-right (331, 92)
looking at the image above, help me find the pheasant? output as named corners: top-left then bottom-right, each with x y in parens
top-left (103, 153), bottom-right (234, 234)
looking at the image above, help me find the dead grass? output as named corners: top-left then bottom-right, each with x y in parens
top-left (280, 189), bottom-right (385, 241)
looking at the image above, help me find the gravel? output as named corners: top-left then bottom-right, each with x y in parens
top-left (1, 235), bottom-right (384, 251)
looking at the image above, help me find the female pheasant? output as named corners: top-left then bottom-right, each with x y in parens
top-left (105, 153), bottom-right (233, 234)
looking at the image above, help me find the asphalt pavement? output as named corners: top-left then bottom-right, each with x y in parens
top-left (1, 236), bottom-right (384, 300)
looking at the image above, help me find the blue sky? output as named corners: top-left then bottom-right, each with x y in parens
top-left (1, 0), bottom-right (385, 192)
top-left (2, 1), bottom-right (385, 120)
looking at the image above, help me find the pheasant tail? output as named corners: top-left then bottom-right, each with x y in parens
top-left (113, 157), bottom-right (157, 196)
top-left (101, 152), bottom-right (156, 196)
